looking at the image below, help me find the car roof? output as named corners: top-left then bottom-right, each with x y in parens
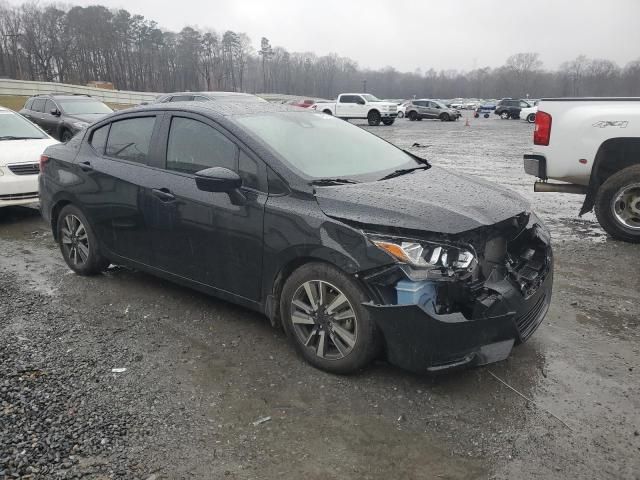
top-left (30, 94), bottom-right (96, 100)
top-left (163, 91), bottom-right (260, 98)
top-left (117, 101), bottom-right (304, 118)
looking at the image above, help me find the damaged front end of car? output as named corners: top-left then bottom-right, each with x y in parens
top-left (357, 212), bottom-right (553, 373)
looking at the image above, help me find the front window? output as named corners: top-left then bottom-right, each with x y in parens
top-left (236, 112), bottom-right (415, 179)
top-left (361, 94), bottom-right (381, 102)
top-left (0, 112), bottom-right (48, 140)
top-left (58, 99), bottom-right (113, 115)
top-left (433, 101), bottom-right (447, 109)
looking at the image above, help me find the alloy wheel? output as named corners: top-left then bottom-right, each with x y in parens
top-left (612, 183), bottom-right (640, 230)
top-left (290, 280), bottom-right (358, 360)
top-left (61, 214), bottom-right (90, 266)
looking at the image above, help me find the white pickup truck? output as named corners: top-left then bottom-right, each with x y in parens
top-left (524, 98), bottom-right (640, 242)
top-left (312, 93), bottom-right (398, 126)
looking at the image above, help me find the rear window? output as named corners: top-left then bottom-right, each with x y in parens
top-left (105, 117), bottom-right (156, 164)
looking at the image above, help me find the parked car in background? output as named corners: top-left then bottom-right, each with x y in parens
top-left (288, 98), bottom-right (316, 108)
top-left (520, 105), bottom-right (538, 123)
top-left (39, 102), bottom-right (552, 374)
top-left (312, 93), bottom-right (398, 126)
top-left (19, 94), bottom-right (113, 142)
top-left (494, 98), bottom-right (533, 120)
top-left (384, 99), bottom-right (407, 118)
top-left (474, 104), bottom-right (496, 118)
top-left (524, 97), bottom-right (640, 242)
top-left (153, 91), bottom-right (267, 104)
top-left (406, 99), bottom-right (461, 121)
top-left (0, 107), bottom-right (58, 208)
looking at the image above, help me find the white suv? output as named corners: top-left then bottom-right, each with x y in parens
top-left (0, 107), bottom-right (58, 208)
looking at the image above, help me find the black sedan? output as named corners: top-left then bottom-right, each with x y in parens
top-left (38, 102), bottom-right (553, 374)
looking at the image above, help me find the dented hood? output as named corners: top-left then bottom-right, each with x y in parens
top-left (314, 166), bottom-right (529, 235)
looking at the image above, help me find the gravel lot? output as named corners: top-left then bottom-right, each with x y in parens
top-left (1, 113), bottom-right (638, 479)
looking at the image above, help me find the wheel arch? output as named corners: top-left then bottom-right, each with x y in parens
top-left (580, 137), bottom-right (640, 215)
top-left (367, 108), bottom-right (381, 118)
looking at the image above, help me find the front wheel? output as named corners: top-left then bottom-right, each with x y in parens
top-left (57, 205), bottom-right (110, 275)
top-left (382, 118), bottom-right (395, 126)
top-left (594, 165), bottom-right (640, 243)
top-left (440, 113), bottom-right (450, 122)
top-left (397, 111), bottom-right (404, 118)
top-left (408, 111), bottom-right (418, 121)
top-left (527, 113), bottom-right (536, 123)
top-left (280, 262), bottom-right (380, 374)
top-left (367, 110), bottom-right (381, 126)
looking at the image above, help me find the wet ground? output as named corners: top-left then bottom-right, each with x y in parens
top-left (1, 113), bottom-right (638, 479)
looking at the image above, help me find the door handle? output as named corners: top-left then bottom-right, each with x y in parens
top-left (79, 161), bottom-right (93, 171)
top-left (151, 188), bottom-right (176, 202)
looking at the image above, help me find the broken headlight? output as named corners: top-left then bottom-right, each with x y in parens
top-left (369, 235), bottom-right (476, 277)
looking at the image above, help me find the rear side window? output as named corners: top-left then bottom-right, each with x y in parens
top-left (32, 99), bottom-right (46, 113)
top-left (90, 124), bottom-right (109, 154)
top-left (24, 98), bottom-right (34, 110)
top-left (166, 117), bottom-right (238, 174)
top-left (339, 95), bottom-right (356, 103)
top-left (105, 117), bottom-right (156, 164)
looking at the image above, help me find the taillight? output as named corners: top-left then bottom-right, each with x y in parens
top-left (534, 111), bottom-right (552, 146)
top-left (39, 154), bottom-right (50, 171)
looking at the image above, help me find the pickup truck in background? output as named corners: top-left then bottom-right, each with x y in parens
top-left (312, 93), bottom-right (398, 126)
top-left (524, 98), bottom-right (640, 242)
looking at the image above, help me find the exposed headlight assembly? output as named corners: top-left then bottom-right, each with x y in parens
top-left (369, 235), bottom-right (476, 279)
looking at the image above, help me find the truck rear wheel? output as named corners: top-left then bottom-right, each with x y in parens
top-left (323, 109), bottom-right (332, 115)
top-left (594, 165), bottom-right (640, 243)
top-left (367, 110), bottom-right (381, 126)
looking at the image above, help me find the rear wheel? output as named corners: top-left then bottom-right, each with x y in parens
top-left (57, 205), bottom-right (110, 275)
top-left (500, 111), bottom-right (511, 120)
top-left (526, 113), bottom-right (536, 123)
top-left (280, 262), bottom-right (380, 374)
top-left (397, 111), bottom-right (404, 118)
top-left (594, 165), bottom-right (640, 243)
top-left (367, 110), bottom-right (381, 126)
top-left (382, 118), bottom-right (395, 126)
top-left (323, 109), bottom-right (332, 115)
top-left (60, 129), bottom-right (74, 142)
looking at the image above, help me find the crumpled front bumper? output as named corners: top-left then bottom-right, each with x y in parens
top-left (363, 224), bottom-right (554, 373)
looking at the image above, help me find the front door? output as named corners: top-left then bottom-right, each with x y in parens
top-left (146, 113), bottom-right (266, 301)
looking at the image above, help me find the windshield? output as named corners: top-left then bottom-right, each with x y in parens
top-left (361, 94), bottom-right (381, 102)
top-left (0, 112), bottom-right (47, 139)
top-left (58, 99), bottom-right (113, 115)
top-left (236, 112), bottom-right (415, 179)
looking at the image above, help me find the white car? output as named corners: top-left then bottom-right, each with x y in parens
top-left (0, 107), bottom-right (58, 208)
top-left (520, 105), bottom-right (538, 123)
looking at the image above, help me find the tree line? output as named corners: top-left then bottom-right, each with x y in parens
top-left (1, 2), bottom-right (639, 99)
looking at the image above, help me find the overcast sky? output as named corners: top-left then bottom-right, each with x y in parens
top-left (7, 0), bottom-right (639, 71)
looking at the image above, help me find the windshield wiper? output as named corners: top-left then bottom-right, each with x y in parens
top-left (0, 135), bottom-right (42, 140)
top-left (310, 178), bottom-right (359, 186)
top-left (378, 165), bottom-right (430, 181)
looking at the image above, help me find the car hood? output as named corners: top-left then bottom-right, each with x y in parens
top-left (314, 166), bottom-right (529, 235)
top-left (66, 113), bottom-right (110, 124)
top-left (0, 138), bottom-right (59, 167)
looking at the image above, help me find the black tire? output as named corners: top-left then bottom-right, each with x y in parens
top-left (484, 113), bottom-right (490, 118)
top-left (440, 113), bottom-right (450, 122)
top-left (474, 113), bottom-right (479, 118)
top-left (408, 110), bottom-right (418, 121)
top-left (322, 109), bottom-right (332, 115)
top-left (57, 204), bottom-right (110, 275)
top-left (594, 165), bottom-right (640, 243)
top-left (527, 113), bottom-right (536, 123)
top-left (382, 118), bottom-right (395, 126)
top-left (280, 262), bottom-right (380, 374)
top-left (397, 111), bottom-right (404, 118)
top-left (367, 110), bottom-right (381, 126)
top-left (499, 111), bottom-right (510, 120)
top-left (60, 129), bottom-right (74, 142)
top-left (416, 117), bottom-right (423, 121)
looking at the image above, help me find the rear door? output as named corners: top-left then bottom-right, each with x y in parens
top-left (146, 112), bottom-right (266, 300)
top-left (75, 113), bottom-right (161, 265)
top-left (29, 98), bottom-right (47, 130)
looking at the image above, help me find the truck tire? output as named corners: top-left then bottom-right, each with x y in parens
top-left (367, 110), bottom-right (381, 126)
top-left (382, 118), bottom-right (395, 126)
top-left (594, 165), bottom-right (640, 243)
top-left (323, 109), bottom-right (332, 115)
top-left (408, 111), bottom-right (418, 121)
top-left (439, 113), bottom-right (450, 122)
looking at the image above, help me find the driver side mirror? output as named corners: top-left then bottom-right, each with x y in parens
top-left (195, 167), bottom-right (242, 192)
top-left (51, 109), bottom-right (61, 116)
